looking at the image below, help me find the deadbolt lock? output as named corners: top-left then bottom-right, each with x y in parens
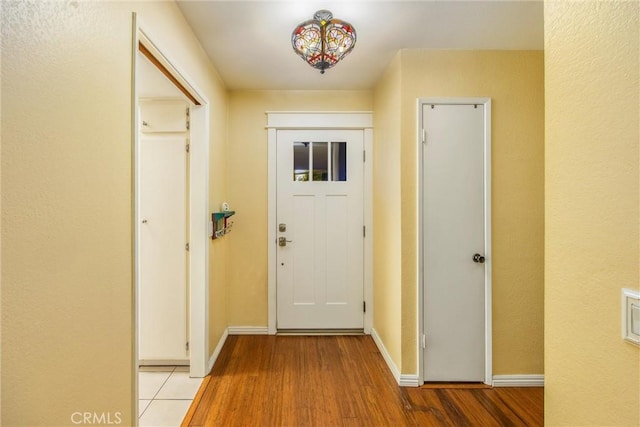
top-left (279, 223), bottom-right (287, 232)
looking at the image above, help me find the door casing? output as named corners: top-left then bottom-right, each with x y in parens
top-left (417, 98), bottom-right (492, 385)
top-left (266, 112), bottom-right (374, 334)
top-left (133, 22), bottom-right (210, 379)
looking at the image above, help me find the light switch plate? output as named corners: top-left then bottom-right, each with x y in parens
top-left (622, 288), bottom-right (640, 346)
top-left (631, 304), bottom-right (640, 335)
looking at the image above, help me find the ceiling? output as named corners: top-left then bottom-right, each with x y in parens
top-left (176, 1), bottom-right (543, 91)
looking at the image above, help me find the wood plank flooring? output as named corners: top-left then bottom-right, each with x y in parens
top-left (183, 335), bottom-right (543, 426)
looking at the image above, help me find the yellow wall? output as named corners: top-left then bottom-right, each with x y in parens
top-left (2, 3), bottom-right (134, 424)
top-left (226, 90), bottom-right (372, 326)
top-left (1, 2), bottom-right (228, 425)
top-left (544, 1), bottom-right (639, 425)
top-left (372, 53), bottom-right (403, 368)
top-left (372, 50), bottom-right (545, 375)
top-left (0, 9), bottom-right (3, 416)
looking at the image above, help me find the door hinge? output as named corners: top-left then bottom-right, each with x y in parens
top-left (185, 243), bottom-right (190, 251)
top-left (421, 334), bottom-right (426, 348)
top-left (363, 225), bottom-right (366, 238)
top-left (186, 341), bottom-right (189, 351)
top-left (363, 301), bottom-right (366, 313)
top-left (422, 128), bottom-right (427, 144)
top-left (186, 108), bottom-right (190, 130)
top-left (186, 143), bottom-right (190, 153)
top-left (363, 150), bottom-right (366, 162)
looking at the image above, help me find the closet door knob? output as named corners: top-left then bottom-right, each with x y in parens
top-left (473, 253), bottom-right (485, 263)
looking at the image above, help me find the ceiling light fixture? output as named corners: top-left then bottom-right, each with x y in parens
top-left (291, 10), bottom-right (357, 74)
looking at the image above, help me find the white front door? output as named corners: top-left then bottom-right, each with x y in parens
top-left (138, 101), bottom-right (189, 362)
top-left (422, 103), bottom-right (488, 382)
top-left (276, 130), bottom-right (364, 330)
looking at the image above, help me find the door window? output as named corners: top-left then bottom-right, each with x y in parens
top-left (312, 142), bottom-right (328, 181)
top-left (293, 142), bottom-right (310, 181)
top-left (331, 142), bottom-right (347, 181)
top-left (292, 140), bottom-right (347, 182)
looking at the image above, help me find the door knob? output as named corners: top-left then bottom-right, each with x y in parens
top-left (278, 237), bottom-right (293, 247)
top-left (473, 253), bottom-right (485, 263)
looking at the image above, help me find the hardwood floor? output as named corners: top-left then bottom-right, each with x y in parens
top-left (183, 335), bottom-right (543, 426)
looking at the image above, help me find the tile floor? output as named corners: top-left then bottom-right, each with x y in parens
top-left (138, 366), bottom-right (204, 426)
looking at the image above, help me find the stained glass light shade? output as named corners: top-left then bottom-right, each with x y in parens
top-left (292, 10), bottom-right (356, 74)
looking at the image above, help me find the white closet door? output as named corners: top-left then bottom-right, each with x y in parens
top-left (423, 103), bottom-right (486, 381)
top-left (138, 101), bottom-right (188, 362)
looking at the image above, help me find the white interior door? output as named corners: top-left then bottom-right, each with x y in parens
top-left (276, 130), bottom-right (364, 330)
top-left (138, 101), bottom-right (189, 362)
top-left (422, 103), bottom-right (487, 382)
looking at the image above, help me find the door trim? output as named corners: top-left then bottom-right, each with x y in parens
top-left (133, 23), bottom-right (210, 378)
top-left (417, 98), bottom-right (492, 385)
top-left (266, 112), bottom-right (373, 335)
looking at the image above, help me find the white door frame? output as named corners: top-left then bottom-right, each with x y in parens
top-left (133, 21), bottom-right (210, 378)
top-left (266, 112), bottom-right (373, 334)
top-left (417, 98), bottom-right (492, 385)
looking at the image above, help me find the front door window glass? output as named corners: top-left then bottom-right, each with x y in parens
top-left (293, 141), bottom-right (310, 181)
top-left (312, 142), bottom-right (328, 181)
top-left (331, 141), bottom-right (347, 181)
top-left (293, 141), bottom-right (347, 182)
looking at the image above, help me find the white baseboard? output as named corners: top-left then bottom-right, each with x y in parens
top-left (492, 374), bottom-right (544, 387)
top-left (371, 328), bottom-right (419, 387)
top-left (399, 374), bottom-right (421, 387)
top-left (371, 328), bottom-right (400, 382)
top-left (139, 359), bottom-right (189, 366)
top-left (228, 326), bottom-right (269, 335)
top-left (207, 328), bottom-right (229, 373)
